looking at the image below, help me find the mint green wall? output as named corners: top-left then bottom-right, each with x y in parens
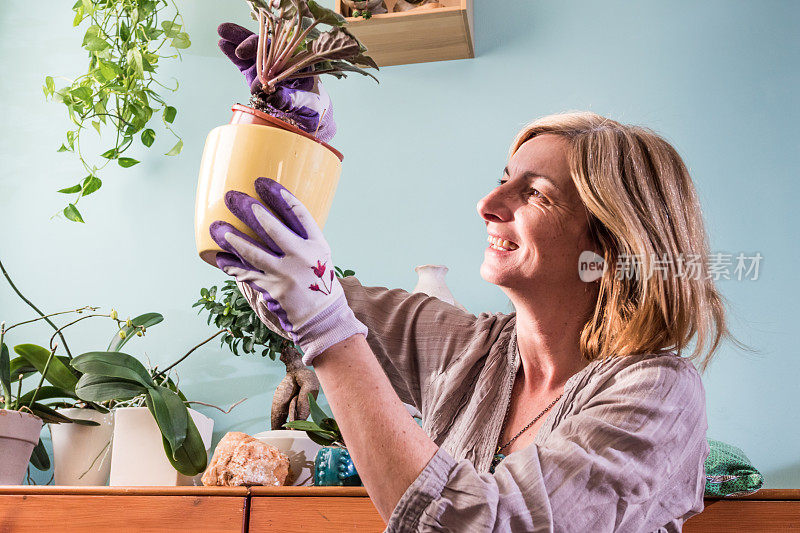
top-left (1, 1), bottom-right (797, 487)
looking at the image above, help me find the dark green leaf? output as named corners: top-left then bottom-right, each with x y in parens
top-left (308, 392), bottom-right (328, 425)
top-left (9, 357), bottom-right (36, 382)
top-left (71, 351), bottom-right (154, 388)
top-left (18, 386), bottom-right (78, 406)
top-left (163, 106), bottom-right (176, 123)
top-left (75, 374), bottom-right (145, 402)
top-left (0, 343), bottom-right (10, 407)
top-left (81, 175), bottom-right (102, 196)
top-left (157, 410), bottom-right (208, 476)
top-left (57, 184), bottom-right (82, 194)
top-left (146, 386), bottom-right (188, 453)
top-left (141, 128), bottom-right (155, 147)
top-left (14, 344), bottom-right (78, 391)
top-left (283, 419), bottom-right (324, 432)
top-left (30, 402), bottom-right (73, 424)
top-left (305, 430), bottom-right (337, 447)
top-left (30, 439), bottom-right (50, 471)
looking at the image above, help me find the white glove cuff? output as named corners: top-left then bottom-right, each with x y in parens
top-left (295, 296), bottom-right (368, 366)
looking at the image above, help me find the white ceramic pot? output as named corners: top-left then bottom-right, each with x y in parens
top-left (412, 264), bottom-right (468, 311)
top-left (253, 430), bottom-right (322, 486)
top-left (0, 410), bottom-right (43, 485)
top-left (49, 408), bottom-right (114, 486)
top-left (109, 407), bottom-right (214, 486)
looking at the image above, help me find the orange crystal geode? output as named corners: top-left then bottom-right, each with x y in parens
top-left (201, 431), bottom-right (290, 487)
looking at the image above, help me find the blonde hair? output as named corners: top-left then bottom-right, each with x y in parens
top-left (510, 111), bottom-right (746, 372)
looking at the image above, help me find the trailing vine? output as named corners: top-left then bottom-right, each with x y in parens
top-left (43, 0), bottom-right (191, 223)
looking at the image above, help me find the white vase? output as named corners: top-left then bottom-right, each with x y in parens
top-left (49, 408), bottom-right (114, 486)
top-left (253, 429), bottom-right (322, 486)
top-left (109, 407), bottom-right (214, 486)
top-left (412, 264), bottom-right (468, 311)
top-left (0, 410), bottom-right (42, 485)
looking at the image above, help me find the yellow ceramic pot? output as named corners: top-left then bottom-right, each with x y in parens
top-left (194, 105), bottom-right (343, 267)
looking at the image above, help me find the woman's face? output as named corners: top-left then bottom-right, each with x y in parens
top-left (477, 134), bottom-right (597, 292)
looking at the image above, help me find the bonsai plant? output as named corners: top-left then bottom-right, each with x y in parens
top-left (45, 0), bottom-right (190, 223)
top-left (194, 0), bottom-right (378, 266)
top-left (284, 393), bottom-right (360, 486)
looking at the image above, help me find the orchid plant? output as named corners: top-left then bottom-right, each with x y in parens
top-left (245, 0), bottom-right (378, 99)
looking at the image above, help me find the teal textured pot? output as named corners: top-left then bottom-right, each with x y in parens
top-left (314, 446), bottom-right (361, 486)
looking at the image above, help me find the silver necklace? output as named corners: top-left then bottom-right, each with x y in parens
top-left (491, 338), bottom-right (563, 472)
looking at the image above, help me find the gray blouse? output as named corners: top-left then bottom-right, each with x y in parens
top-left (242, 276), bottom-right (710, 532)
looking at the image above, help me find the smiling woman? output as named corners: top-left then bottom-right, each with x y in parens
top-left (216, 111), bottom-right (746, 531)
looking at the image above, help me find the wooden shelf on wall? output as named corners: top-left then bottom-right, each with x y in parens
top-left (334, 0), bottom-right (474, 67)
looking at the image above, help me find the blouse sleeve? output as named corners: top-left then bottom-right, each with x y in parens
top-left (240, 275), bottom-right (501, 413)
top-left (385, 355), bottom-right (710, 532)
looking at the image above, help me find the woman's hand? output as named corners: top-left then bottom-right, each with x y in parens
top-left (209, 177), bottom-right (367, 365)
top-left (217, 22), bottom-right (337, 143)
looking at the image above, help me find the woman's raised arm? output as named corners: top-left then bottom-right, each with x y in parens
top-left (241, 274), bottom-right (505, 414)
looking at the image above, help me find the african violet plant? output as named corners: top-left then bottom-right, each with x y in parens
top-left (44, 0), bottom-right (190, 223)
top-left (244, 0), bottom-right (378, 115)
top-left (195, 266), bottom-right (355, 430)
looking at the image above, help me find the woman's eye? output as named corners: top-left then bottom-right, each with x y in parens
top-left (528, 189), bottom-right (544, 200)
top-left (496, 179), bottom-right (506, 187)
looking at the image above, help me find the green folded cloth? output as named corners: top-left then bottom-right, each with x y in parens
top-left (705, 439), bottom-right (764, 497)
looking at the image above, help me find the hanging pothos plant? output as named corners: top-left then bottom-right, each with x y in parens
top-left (43, 0), bottom-right (191, 223)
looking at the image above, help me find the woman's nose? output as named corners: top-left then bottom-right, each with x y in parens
top-left (477, 187), bottom-right (513, 223)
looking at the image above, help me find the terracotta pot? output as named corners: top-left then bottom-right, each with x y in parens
top-left (195, 104), bottom-right (344, 267)
top-left (253, 429), bottom-right (322, 486)
top-left (49, 408), bottom-right (114, 486)
top-left (108, 407), bottom-right (214, 486)
top-left (0, 410), bottom-right (43, 485)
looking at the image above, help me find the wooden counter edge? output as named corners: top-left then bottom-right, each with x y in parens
top-left (0, 486), bottom-right (793, 500)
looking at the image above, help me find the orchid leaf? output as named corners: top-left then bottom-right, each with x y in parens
top-left (14, 344), bottom-right (78, 391)
top-left (75, 374), bottom-right (145, 402)
top-left (30, 439), bottom-right (50, 471)
top-left (71, 351), bottom-right (154, 388)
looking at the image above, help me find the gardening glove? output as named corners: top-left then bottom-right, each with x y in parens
top-left (208, 177), bottom-right (367, 366)
top-left (217, 22), bottom-right (337, 144)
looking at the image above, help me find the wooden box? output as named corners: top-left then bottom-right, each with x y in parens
top-left (333, 0), bottom-right (474, 67)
